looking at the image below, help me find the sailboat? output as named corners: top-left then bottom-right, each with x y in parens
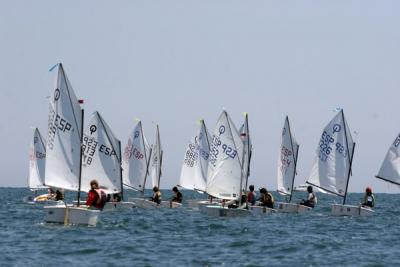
top-left (274, 116), bottom-right (311, 213)
top-left (133, 124), bottom-right (181, 208)
top-left (202, 110), bottom-right (251, 217)
top-left (179, 119), bottom-right (219, 210)
top-left (25, 128), bottom-right (49, 203)
top-left (376, 132), bottom-right (400, 187)
top-left (80, 111), bottom-right (135, 211)
top-left (306, 109), bottom-right (373, 216)
top-left (43, 63), bottom-right (100, 226)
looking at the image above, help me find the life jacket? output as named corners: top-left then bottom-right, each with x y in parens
top-left (152, 191), bottom-right (161, 204)
top-left (247, 191), bottom-right (256, 205)
top-left (267, 193), bottom-right (274, 204)
top-left (94, 189), bottom-right (107, 209)
top-left (308, 192), bottom-right (317, 205)
top-left (364, 194), bottom-right (374, 207)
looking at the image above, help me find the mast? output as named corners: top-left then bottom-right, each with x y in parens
top-left (77, 107), bottom-right (84, 206)
top-left (140, 121), bottom-right (149, 194)
top-left (341, 110), bottom-right (355, 205)
top-left (224, 111), bottom-right (245, 206)
top-left (157, 124), bottom-right (162, 189)
top-left (119, 140), bottom-right (123, 201)
top-left (286, 116), bottom-right (298, 203)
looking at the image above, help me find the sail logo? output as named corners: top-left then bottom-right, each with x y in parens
top-left (394, 135), bottom-right (400, 148)
top-left (333, 124), bottom-right (341, 133)
top-left (219, 126), bottom-right (225, 136)
top-left (89, 125), bottom-right (97, 135)
top-left (134, 131), bottom-right (140, 139)
top-left (54, 89), bottom-right (60, 101)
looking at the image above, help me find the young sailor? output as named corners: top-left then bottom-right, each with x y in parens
top-left (86, 179), bottom-right (107, 210)
top-left (247, 185), bottom-right (256, 206)
top-left (300, 186), bottom-right (317, 208)
top-left (150, 186), bottom-right (162, 204)
top-left (226, 194), bottom-right (247, 209)
top-left (171, 186), bottom-right (183, 203)
top-left (361, 187), bottom-right (375, 208)
top-left (258, 188), bottom-right (274, 208)
top-left (54, 189), bottom-right (64, 201)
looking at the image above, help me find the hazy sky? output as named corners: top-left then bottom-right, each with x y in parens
top-left (1, 1), bottom-right (400, 193)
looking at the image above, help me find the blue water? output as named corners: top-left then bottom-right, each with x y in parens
top-left (1, 188), bottom-right (399, 266)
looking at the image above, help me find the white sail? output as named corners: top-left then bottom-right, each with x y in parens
top-left (122, 120), bottom-right (151, 191)
top-left (376, 133), bottom-right (400, 185)
top-left (179, 120), bottom-right (210, 191)
top-left (239, 113), bottom-right (252, 189)
top-left (149, 125), bottom-right (162, 189)
top-left (29, 128), bottom-right (47, 190)
top-left (306, 110), bottom-right (355, 196)
top-left (277, 116), bottom-right (299, 196)
top-left (45, 64), bottom-right (82, 191)
top-left (206, 110), bottom-right (244, 200)
top-left (80, 112), bottom-right (122, 194)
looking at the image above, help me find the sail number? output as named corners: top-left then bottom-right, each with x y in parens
top-left (124, 144), bottom-right (144, 161)
top-left (209, 135), bottom-right (237, 167)
top-left (280, 146), bottom-right (292, 174)
top-left (184, 143), bottom-right (210, 168)
top-left (318, 131), bottom-right (347, 162)
top-left (82, 135), bottom-right (117, 165)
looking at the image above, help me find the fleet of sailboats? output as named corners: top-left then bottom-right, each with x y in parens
top-left (28, 63), bottom-right (394, 224)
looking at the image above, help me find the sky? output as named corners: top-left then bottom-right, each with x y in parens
top-left (0, 1), bottom-right (400, 193)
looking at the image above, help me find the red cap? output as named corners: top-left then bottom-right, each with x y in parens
top-left (78, 99), bottom-right (84, 104)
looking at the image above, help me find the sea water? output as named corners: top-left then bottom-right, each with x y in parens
top-left (1, 188), bottom-right (399, 266)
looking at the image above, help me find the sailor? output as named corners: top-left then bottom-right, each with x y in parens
top-left (112, 193), bottom-right (122, 202)
top-left (258, 188), bottom-right (274, 208)
top-left (226, 194), bottom-right (247, 209)
top-left (361, 187), bottom-right (375, 208)
top-left (86, 179), bottom-right (107, 210)
top-left (54, 189), bottom-right (64, 201)
top-left (247, 185), bottom-right (256, 206)
top-left (171, 186), bottom-right (183, 203)
top-left (150, 186), bottom-right (162, 204)
top-left (299, 186), bottom-right (317, 208)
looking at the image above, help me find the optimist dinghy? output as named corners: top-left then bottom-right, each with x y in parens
top-left (43, 63), bottom-right (100, 226)
top-left (306, 109), bottom-right (373, 217)
top-left (274, 116), bottom-right (311, 213)
top-left (129, 124), bottom-right (181, 209)
top-left (202, 110), bottom-right (251, 217)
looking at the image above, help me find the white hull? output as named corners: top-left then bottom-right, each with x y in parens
top-left (331, 204), bottom-right (374, 217)
top-left (275, 202), bottom-right (312, 213)
top-left (129, 198), bottom-right (182, 209)
top-left (202, 206), bottom-right (252, 217)
top-left (44, 205), bottom-right (100, 226)
top-left (249, 206), bottom-right (276, 215)
top-left (103, 201), bottom-right (136, 211)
